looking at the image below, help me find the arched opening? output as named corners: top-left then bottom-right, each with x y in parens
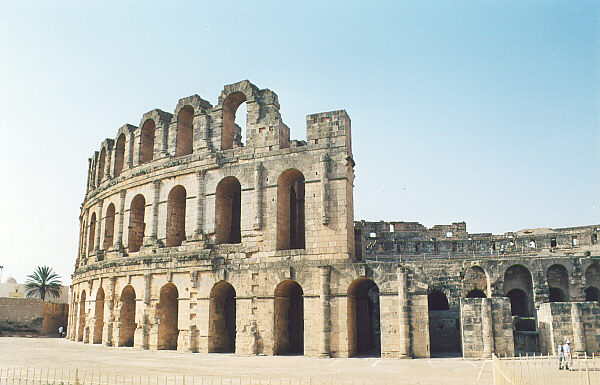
top-left (157, 283), bottom-right (179, 350)
top-left (98, 147), bottom-right (106, 182)
top-left (77, 291), bottom-right (86, 342)
top-left (276, 169), bottom-right (305, 250)
top-left (166, 186), bottom-right (186, 247)
top-left (463, 266), bottom-right (488, 297)
top-left (208, 281), bottom-right (236, 353)
top-left (222, 91), bottom-right (247, 150)
top-left (347, 278), bottom-right (380, 357)
top-left (215, 177), bottom-right (241, 244)
top-left (503, 265), bottom-right (534, 317)
top-left (585, 263), bottom-right (600, 292)
top-left (114, 134), bottom-right (126, 177)
top-left (176, 105), bottom-right (194, 157)
top-left (506, 289), bottom-right (529, 317)
top-left (93, 288), bottom-right (105, 344)
top-left (103, 204), bottom-right (115, 250)
top-left (428, 290), bottom-right (449, 310)
top-left (548, 287), bottom-right (565, 302)
top-left (274, 280), bottom-right (304, 355)
top-left (128, 195), bottom-right (146, 252)
top-left (139, 119), bottom-right (155, 164)
top-left (428, 290), bottom-right (460, 355)
top-left (118, 285), bottom-right (136, 347)
top-left (585, 287), bottom-right (600, 302)
top-left (466, 289), bottom-right (487, 298)
top-left (88, 213), bottom-right (96, 255)
top-left (547, 264), bottom-right (570, 302)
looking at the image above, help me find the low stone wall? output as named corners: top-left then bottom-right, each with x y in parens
top-left (460, 297), bottom-right (514, 358)
top-left (0, 298), bottom-right (68, 336)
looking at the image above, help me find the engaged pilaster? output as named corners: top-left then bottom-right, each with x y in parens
top-left (94, 199), bottom-right (104, 252)
top-left (195, 171), bottom-right (205, 237)
top-left (319, 266), bottom-right (332, 357)
top-left (144, 180), bottom-right (161, 246)
top-left (397, 267), bottom-right (411, 358)
top-left (320, 153), bottom-right (329, 225)
top-left (113, 190), bottom-right (126, 250)
top-left (254, 163), bottom-right (263, 230)
top-left (481, 298), bottom-right (495, 358)
top-left (571, 303), bottom-right (586, 354)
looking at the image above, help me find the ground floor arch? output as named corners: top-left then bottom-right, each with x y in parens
top-left (208, 281), bottom-right (236, 353)
top-left (428, 290), bottom-right (460, 355)
top-left (118, 286), bottom-right (136, 347)
top-left (466, 289), bottom-right (486, 298)
top-left (274, 280), bottom-right (304, 355)
top-left (93, 288), bottom-right (105, 344)
top-left (548, 287), bottom-right (566, 302)
top-left (347, 278), bottom-right (380, 357)
top-left (157, 283), bottom-right (179, 350)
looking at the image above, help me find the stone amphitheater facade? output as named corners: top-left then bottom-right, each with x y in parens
top-left (68, 80), bottom-right (600, 359)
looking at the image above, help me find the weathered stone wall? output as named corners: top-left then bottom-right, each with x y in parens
top-left (460, 298), bottom-right (514, 358)
top-left (538, 302), bottom-right (600, 355)
top-left (69, 80), bottom-right (600, 361)
top-left (0, 298), bottom-right (68, 335)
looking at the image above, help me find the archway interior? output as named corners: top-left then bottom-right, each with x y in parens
top-left (274, 280), bottom-right (304, 355)
top-left (128, 195), bottom-right (146, 252)
top-left (215, 177), bottom-right (241, 244)
top-left (114, 134), bottom-right (126, 177)
top-left (139, 119), bottom-right (155, 164)
top-left (93, 288), bottom-right (105, 344)
top-left (277, 169), bottom-right (305, 250)
top-left (507, 289), bottom-right (529, 317)
top-left (428, 290), bottom-right (461, 355)
top-left (176, 106), bottom-right (194, 157)
top-left (119, 286), bottom-right (136, 347)
top-left (347, 278), bottom-right (381, 357)
top-left (585, 287), bottom-right (600, 302)
top-left (158, 284), bottom-right (179, 350)
top-left (166, 186), bottom-right (186, 247)
top-left (208, 281), bottom-right (236, 353)
top-left (222, 91), bottom-right (247, 150)
top-left (548, 287), bottom-right (565, 302)
top-left (503, 265), bottom-right (534, 317)
top-left (466, 289), bottom-right (486, 298)
top-left (78, 291), bottom-right (86, 342)
top-left (103, 204), bottom-right (116, 250)
top-left (463, 266), bottom-right (488, 297)
top-left (547, 264), bottom-right (570, 301)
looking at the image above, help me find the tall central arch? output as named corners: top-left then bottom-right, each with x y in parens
top-left (347, 278), bottom-right (381, 357)
top-left (274, 280), bottom-right (304, 355)
top-left (208, 281), bottom-right (236, 353)
top-left (157, 283), bottom-right (179, 350)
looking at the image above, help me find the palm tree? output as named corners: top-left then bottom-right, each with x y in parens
top-left (25, 266), bottom-right (62, 301)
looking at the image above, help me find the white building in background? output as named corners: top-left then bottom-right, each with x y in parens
top-left (0, 277), bottom-right (69, 303)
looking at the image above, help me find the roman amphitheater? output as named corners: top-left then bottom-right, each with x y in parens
top-left (68, 80), bottom-right (600, 359)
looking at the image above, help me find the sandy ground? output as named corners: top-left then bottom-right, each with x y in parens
top-left (0, 337), bottom-right (493, 385)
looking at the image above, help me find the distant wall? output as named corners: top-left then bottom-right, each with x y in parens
top-left (538, 302), bottom-right (600, 355)
top-left (0, 298), bottom-right (68, 335)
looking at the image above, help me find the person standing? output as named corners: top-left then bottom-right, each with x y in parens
top-left (557, 341), bottom-right (564, 369)
top-left (58, 326), bottom-right (63, 338)
top-left (564, 340), bottom-right (573, 370)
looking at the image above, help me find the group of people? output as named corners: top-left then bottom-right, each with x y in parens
top-left (557, 340), bottom-right (573, 370)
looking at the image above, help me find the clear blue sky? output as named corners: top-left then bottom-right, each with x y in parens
top-left (0, 1), bottom-right (598, 283)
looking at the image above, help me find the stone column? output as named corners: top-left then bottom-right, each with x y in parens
top-left (94, 199), bottom-right (104, 252)
top-left (188, 325), bottom-right (197, 353)
top-left (86, 158), bottom-right (92, 192)
top-left (161, 123), bottom-right (169, 155)
top-left (320, 153), bottom-right (329, 225)
top-left (481, 298), bottom-right (495, 358)
top-left (141, 273), bottom-right (152, 349)
top-left (195, 171), bottom-right (205, 237)
top-left (144, 180), bottom-right (161, 245)
top-left (397, 267), bottom-right (411, 358)
top-left (105, 148), bottom-right (113, 180)
top-left (104, 277), bottom-right (115, 346)
top-left (254, 163), bottom-right (263, 230)
top-left (319, 266), bottom-right (332, 357)
top-left (114, 190), bottom-right (126, 250)
top-left (127, 132), bottom-right (135, 169)
top-left (571, 303), bottom-right (586, 354)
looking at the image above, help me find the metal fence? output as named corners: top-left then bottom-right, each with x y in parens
top-left (0, 368), bottom-right (411, 385)
top-left (492, 353), bottom-right (600, 385)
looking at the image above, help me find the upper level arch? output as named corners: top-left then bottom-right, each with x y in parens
top-left (171, 95), bottom-right (212, 157)
top-left (276, 168), bottom-right (305, 250)
top-left (546, 264), bottom-right (569, 302)
top-left (462, 265), bottom-right (489, 297)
